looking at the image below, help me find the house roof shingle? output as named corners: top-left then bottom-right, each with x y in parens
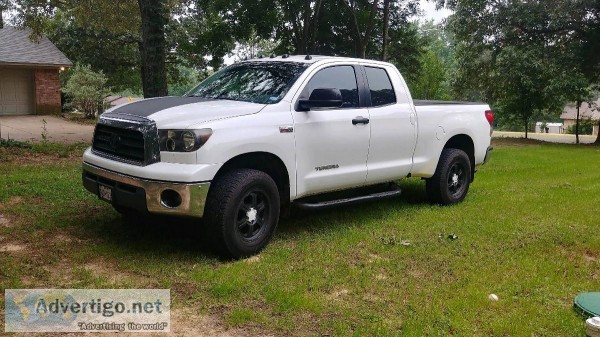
top-left (560, 98), bottom-right (600, 121)
top-left (0, 27), bottom-right (72, 67)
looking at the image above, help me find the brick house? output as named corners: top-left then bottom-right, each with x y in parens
top-left (0, 27), bottom-right (72, 115)
top-left (560, 98), bottom-right (600, 136)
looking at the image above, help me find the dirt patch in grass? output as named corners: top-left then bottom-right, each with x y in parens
top-left (0, 243), bottom-right (26, 252)
top-left (170, 309), bottom-right (269, 337)
top-left (327, 288), bottom-right (350, 301)
top-left (245, 255), bottom-right (262, 263)
top-left (0, 213), bottom-right (10, 227)
top-left (583, 249), bottom-right (598, 263)
top-left (12, 309), bottom-right (270, 337)
top-left (83, 260), bottom-right (154, 287)
top-left (0, 148), bottom-right (82, 165)
top-left (0, 142), bottom-right (87, 165)
top-left (51, 232), bottom-right (75, 244)
top-left (0, 196), bottom-right (23, 209)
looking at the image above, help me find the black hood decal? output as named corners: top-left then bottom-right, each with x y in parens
top-left (103, 97), bottom-right (215, 118)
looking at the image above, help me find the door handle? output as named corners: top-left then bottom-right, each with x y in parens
top-left (352, 116), bottom-right (370, 125)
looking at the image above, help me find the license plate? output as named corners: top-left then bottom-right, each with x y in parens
top-left (98, 185), bottom-right (113, 202)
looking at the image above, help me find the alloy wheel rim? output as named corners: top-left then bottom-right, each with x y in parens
top-left (447, 162), bottom-right (466, 197)
top-left (236, 190), bottom-right (269, 240)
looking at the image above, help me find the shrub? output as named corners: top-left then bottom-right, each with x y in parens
top-left (62, 64), bottom-right (110, 119)
top-left (566, 118), bottom-right (595, 135)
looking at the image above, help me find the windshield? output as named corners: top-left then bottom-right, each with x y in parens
top-left (187, 62), bottom-right (309, 104)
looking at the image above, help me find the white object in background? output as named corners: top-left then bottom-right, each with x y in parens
top-left (586, 317), bottom-right (600, 337)
top-left (488, 294), bottom-right (499, 301)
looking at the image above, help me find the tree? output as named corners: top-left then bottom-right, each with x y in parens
top-left (492, 46), bottom-right (561, 138)
top-left (381, 0), bottom-right (390, 60)
top-left (341, 0), bottom-right (380, 58)
top-left (232, 30), bottom-right (277, 61)
top-left (407, 49), bottom-right (450, 100)
top-left (439, 0), bottom-right (599, 139)
top-left (559, 71), bottom-right (596, 144)
top-left (0, 0), bottom-right (11, 28)
top-left (62, 64), bottom-right (110, 119)
top-left (405, 21), bottom-right (453, 100)
top-left (12, 0), bottom-right (169, 98)
top-left (277, 0), bottom-right (325, 54)
top-left (42, 12), bottom-right (142, 92)
top-left (138, 0), bottom-right (168, 97)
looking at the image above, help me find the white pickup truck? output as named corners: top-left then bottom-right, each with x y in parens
top-left (82, 55), bottom-right (493, 258)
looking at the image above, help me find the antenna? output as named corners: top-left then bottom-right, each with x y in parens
top-left (282, 54), bottom-right (289, 59)
top-left (305, 55), bottom-right (312, 60)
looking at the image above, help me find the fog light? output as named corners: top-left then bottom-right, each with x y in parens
top-left (160, 189), bottom-right (182, 208)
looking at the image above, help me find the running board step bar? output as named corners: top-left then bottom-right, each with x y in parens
top-left (294, 186), bottom-right (402, 210)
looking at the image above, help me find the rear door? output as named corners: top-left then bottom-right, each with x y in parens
top-left (362, 65), bottom-right (417, 183)
top-left (292, 64), bottom-right (371, 197)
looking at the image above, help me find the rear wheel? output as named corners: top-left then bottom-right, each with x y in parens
top-left (426, 148), bottom-right (472, 205)
top-left (204, 169), bottom-right (280, 259)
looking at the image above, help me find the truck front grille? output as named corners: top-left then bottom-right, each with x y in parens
top-left (91, 116), bottom-right (160, 166)
top-left (93, 125), bottom-right (145, 163)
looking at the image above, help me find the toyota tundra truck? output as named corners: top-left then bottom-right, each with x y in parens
top-left (82, 55), bottom-right (493, 258)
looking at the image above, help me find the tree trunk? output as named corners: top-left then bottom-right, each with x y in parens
top-left (596, 119), bottom-right (600, 144)
top-left (343, 0), bottom-right (379, 59)
top-left (382, 0), bottom-right (390, 61)
top-left (524, 117), bottom-right (528, 139)
top-left (575, 100), bottom-right (581, 144)
top-left (309, 0), bottom-right (324, 53)
top-left (138, 0), bottom-right (168, 98)
top-left (0, 10), bottom-right (4, 29)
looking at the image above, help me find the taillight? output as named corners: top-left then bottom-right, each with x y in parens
top-left (485, 110), bottom-right (494, 126)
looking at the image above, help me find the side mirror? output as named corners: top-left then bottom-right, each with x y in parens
top-left (298, 88), bottom-right (343, 111)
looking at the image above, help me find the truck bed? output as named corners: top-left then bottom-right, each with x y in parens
top-left (413, 100), bottom-right (486, 106)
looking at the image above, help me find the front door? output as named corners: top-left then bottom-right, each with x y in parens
top-left (293, 65), bottom-right (371, 197)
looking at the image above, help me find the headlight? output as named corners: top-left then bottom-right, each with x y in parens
top-left (182, 131), bottom-right (196, 151)
top-left (159, 129), bottom-right (212, 152)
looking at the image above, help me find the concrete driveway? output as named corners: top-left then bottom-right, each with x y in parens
top-left (493, 131), bottom-right (597, 144)
top-left (0, 115), bottom-right (94, 144)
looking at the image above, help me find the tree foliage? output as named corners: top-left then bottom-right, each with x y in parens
top-left (405, 21), bottom-right (452, 100)
top-left (7, 0), bottom-right (426, 102)
top-left (438, 0), bottom-right (599, 138)
top-left (62, 64), bottom-right (110, 119)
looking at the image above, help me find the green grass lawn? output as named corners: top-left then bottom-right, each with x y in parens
top-left (1, 139), bottom-right (599, 336)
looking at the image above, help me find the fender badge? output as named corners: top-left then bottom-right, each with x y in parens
top-left (279, 126), bottom-right (294, 133)
top-left (315, 164), bottom-right (339, 171)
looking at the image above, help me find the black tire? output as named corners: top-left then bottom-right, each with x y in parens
top-left (204, 169), bottom-right (280, 259)
top-left (426, 148), bottom-right (472, 205)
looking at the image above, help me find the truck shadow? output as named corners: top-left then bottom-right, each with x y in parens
top-left (79, 178), bottom-right (429, 260)
top-left (277, 178), bottom-right (429, 238)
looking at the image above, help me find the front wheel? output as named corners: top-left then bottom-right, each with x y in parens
top-left (426, 148), bottom-right (472, 205)
top-left (204, 169), bottom-right (280, 259)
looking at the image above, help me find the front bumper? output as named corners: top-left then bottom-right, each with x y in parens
top-left (82, 162), bottom-right (210, 217)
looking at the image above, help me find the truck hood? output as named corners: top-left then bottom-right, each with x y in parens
top-left (101, 97), bottom-right (266, 128)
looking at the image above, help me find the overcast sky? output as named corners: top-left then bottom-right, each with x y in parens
top-left (419, 0), bottom-right (453, 23)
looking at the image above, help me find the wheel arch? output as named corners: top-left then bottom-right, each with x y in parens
top-left (443, 134), bottom-right (475, 178)
top-left (211, 152), bottom-right (291, 209)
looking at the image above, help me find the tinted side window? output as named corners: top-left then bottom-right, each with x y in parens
top-left (307, 66), bottom-right (359, 108)
top-left (365, 67), bottom-right (396, 107)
